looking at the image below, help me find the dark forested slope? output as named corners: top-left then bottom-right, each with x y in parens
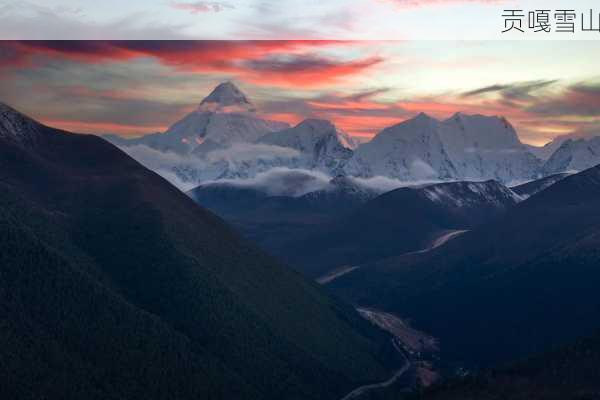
top-left (0, 103), bottom-right (396, 400)
top-left (330, 164), bottom-right (600, 368)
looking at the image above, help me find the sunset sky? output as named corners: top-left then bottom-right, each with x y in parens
top-left (1, 40), bottom-right (599, 146)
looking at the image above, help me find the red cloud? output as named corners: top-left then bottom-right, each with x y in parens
top-left (261, 87), bottom-right (544, 139)
top-left (260, 90), bottom-right (411, 137)
top-left (240, 55), bottom-right (383, 88)
top-left (1, 41), bottom-right (376, 89)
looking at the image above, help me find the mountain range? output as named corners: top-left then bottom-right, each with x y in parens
top-left (106, 82), bottom-right (600, 188)
top-left (6, 80), bottom-right (600, 399)
top-left (189, 174), bottom-right (523, 278)
top-left (510, 172), bottom-right (572, 199)
top-left (106, 81), bottom-right (288, 155)
top-left (257, 118), bottom-right (358, 174)
top-left (0, 102), bottom-right (401, 400)
top-left (328, 163), bottom-right (600, 370)
top-left (543, 136), bottom-right (600, 175)
top-left (187, 172), bottom-right (384, 260)
top-left (343, 112), bottom-right (541, 184)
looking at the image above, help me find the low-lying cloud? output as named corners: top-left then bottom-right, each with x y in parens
top-left (348, 175), bottom-right (444, 192)
top-left (205, 168), bottom-right (446, 197)
top-left (204, 168), bottom-right (332, 197)
top-left (116, 144), bottom-right (207, 190)
top-left (118, 143), bottom-right (448, 196)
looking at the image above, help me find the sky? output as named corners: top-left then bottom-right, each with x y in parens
top-left (1, 40), bottom-right (599, 145)
top-left (2, 0), bottom-right (600, 40)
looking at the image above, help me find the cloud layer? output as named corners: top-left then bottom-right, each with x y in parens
top-left (203, 168), bottom-right (332, 197)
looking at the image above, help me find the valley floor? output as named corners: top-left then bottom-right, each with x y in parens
top-left (340, 339), bottom-right (411, 400)
top-left (339, 308), bottom-right (442, 399)
top-left (357, 309), bottom-right (438, 355)
top-left (317, 229), bottom-right (468, 285)
top-left (406, 229), bottom-right (469, 256)
top-left (317, 266), bottom-right (361, 284)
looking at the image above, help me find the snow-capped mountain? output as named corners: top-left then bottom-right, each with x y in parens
top-left (542, 137), bottom-right (600, 175)
top-left (281, 179), bottom-right (521, 277)
top-left (527, 131), bottom-right (600, 161)
top-left (105, 81), bottom-right (288, 155)
top-left (257, 119), bottom-right (357, 172)
top-left (198, 80), bottom-right (255, 112)
top-left (101, 84), bottom-right (560, 188)
top-left (343, 113), bottom-right (455, 180)
top-left (525, 142), bottom-right (563, 161)
top-left (179, 118), bottom-right (360, 182)
top-left (439, 113), bottom-right (540, 183)
top-left (344, 113), bottom-right (540, 184)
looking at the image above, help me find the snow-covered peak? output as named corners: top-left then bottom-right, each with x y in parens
top-left (249, 119), bottom-right (356, 176)
top-left (198, 81), bottom-right (255, 112)
top-left (375, 113), bottom-right (441, 143)
top-left (259, 118), bottom-right (357, 151)
top-left (344, 113), bottom-right (453, 180)
top-left (543, 136), bottom-right (600, 175)
top-left (344, 112), bottom-right (540, 183)
top-left (531, 131), bottom-right (600, 161)
top-left (441, 113), bottom-right (522, 149)
top-left (0, 102), bottom-right (43, 144)
top-left (110, 87), bottom-right (289, 155)
top-left (414, 112), bottom-right (438, 123)
top-left (297, 118), bottom-right (335, 132)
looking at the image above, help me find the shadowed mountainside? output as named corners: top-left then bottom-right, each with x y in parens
top-left (0, 103), bottom-right (399, 400)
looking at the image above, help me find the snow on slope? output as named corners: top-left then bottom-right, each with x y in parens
top-left (439, 113), bottom-right (540, 183)
top-left (105, 81), bottom-right (288, 155)
top-left (180, 119), bottom-right (360, 182)
top-left (525, 142), bottom-right (563, 161)
top-left (420, 180), bottom-right (522, 208)
top-left (510, 172), bottom-right (573, 199)
top-left (344, 112), bottom-right (540, 184)
top-left (343, 113), bottom-right (456, 180)
top-left (543, 137), bottom-right (600, 175)
top-left (527, 131), bottom-right (600, 161)
top-left (0, 102), bottom-right (43, 145)
top-left (257, 119), bottom-right (357, 173)
top-left (198, 81), bottom-right (255, 112)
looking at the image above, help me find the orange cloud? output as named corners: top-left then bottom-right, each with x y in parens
top-left (2, 41), bottom-right (377, 89)
top-left (239, 56), bottom-right (383, 88)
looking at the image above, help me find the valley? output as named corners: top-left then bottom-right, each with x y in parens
top-left (357, 309), bottom-right (439, 356)
top-left (2, 78), bottom-right (600, 400)
top-left (341, 343), bottom-right (412, 400)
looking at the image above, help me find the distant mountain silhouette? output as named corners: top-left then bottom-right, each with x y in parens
top-left (278, 180), bottom-right (520, 277)
top-left (330, 164), bottom-right (600, 368)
